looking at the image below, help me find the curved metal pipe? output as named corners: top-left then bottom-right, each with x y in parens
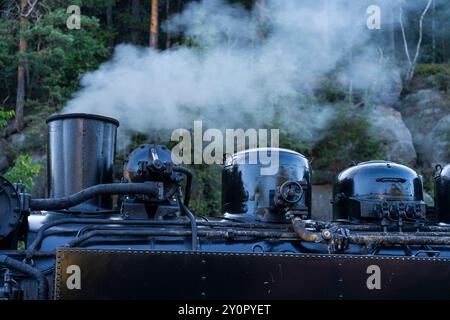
top-left (0, 254), bottom-right (48, 300)
top-left (30, 183), bottom-right (159, 211)
top-left (291, 218), bottom-right (322, 242)
top-left (176, 188), bottom-right (198, 251)
top-left (173, 167), bottom-right (193, 207)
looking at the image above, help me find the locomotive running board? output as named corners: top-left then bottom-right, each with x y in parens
top-left (55, 248), bottom-right (450, 300)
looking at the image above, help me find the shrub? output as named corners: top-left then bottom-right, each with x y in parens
top-left (415, 64), bottom-right (450, 76)
top-left (189, 164), bottom-right (222, 216)
top-left (315, 78), bottom-right (348, 103)
top-left (5, 155), bottom-right (41, 191)
top-left (311, 113), bottom-right (384, 176)
top-left (0, 107), bottom-right (14, 129)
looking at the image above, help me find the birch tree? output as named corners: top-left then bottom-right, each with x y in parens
top-left (400, 0), bottom-right (433, 84)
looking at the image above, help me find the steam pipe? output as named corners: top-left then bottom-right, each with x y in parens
top-left (345, 233), bottom-right (450, 246)
top-left (0, 254), bottom-right (48, 300)
top-left (334, 224), bottom-right (450, 233)
top-left (30, 183), bottom-right (160, 211)
top-left (176, 188), bottom-right (198, 251)
top-left (25, 218), bottom-right (290, 259)
top-left (291, 218), bottom-right (322, 242)
top-left (66, 229), bottom-right (297, 248)
top-left (173, 167), bottom-right (193, 207)
top-left (292, 218), bottom-right (450, 246)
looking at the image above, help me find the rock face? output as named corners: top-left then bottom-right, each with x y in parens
top-left (0, 154), bottom-right (9, 172)
top-left (397, 89), bottom-right (450, 168)
top-left (10, 132), bottom-right (26, 150)
top-left (429, 114), bottom-right (450, 166)
top-left (368, 105), bottom-right (417, 167)
top-left (0, 139), bottom-right (11, 171)
top-left (311, 184), bottom-right (333, 221)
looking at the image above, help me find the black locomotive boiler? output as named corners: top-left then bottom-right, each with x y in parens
top-left (222, 148), bottom-right (312, 223)
top-left (1, 113), bottom-right (450, 300)
top-left (332, 161), bottom-right (426, 226)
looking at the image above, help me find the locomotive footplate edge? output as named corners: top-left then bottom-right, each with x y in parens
top-left (55, 248), bottom-right (450, 300)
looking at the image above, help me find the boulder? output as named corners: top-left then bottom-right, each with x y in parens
top-left (429, 114), bottom-right (450, 166)
top-left (311, 184), bottom-right (333, 221)
top-left (0, 154), bottom-right (9, 172)
top-left (10, 132), bottom-right (26, 150)
top-left (0, 139), bottom-right (13, 172)
top-left (368, 105), bottom-right (417, 167)
top-left (397, 89), bottom-right (450, 168)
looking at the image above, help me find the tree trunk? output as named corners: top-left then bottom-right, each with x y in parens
top-left (165, 0), bottom-right (171, 49)
top-left (131, 0), bottom-right (140, 44)
top-left (150, 0), bottom-right (159, 49)
top-left (15, 0), bottom-right (28, 132)
top-left (400, 0), bottom-right (433, 85)
top-left (407, 0), bottom-right (433, 82)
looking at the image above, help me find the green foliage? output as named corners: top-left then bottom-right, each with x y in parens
top-left (0, 2), bottom-right (111, 118)
top-left (0, 19), bottom-right (18, 109)
top-left (315, 78), bottom-right (348, 103)
top-left (17, 241), bottom-right (26, 250)
top-left (25, 8), bottom-right (110, 111)
top-left (189, 165), bottom-right (222, 216)
top-left (416, 64), bottom-right (450, 91)
top-left (0, 108), bottom-right (15, 129)
top-left (5, 155), bottom-right (41, 191)
top-left (278, 130), bottom-right (310, 155)
top-left (415, 64), bottom-right (450, 76)
top-left (311, 113), bottom-right (384, 176)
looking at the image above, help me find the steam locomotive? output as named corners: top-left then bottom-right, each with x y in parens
top-left (1, 113), bottom-right (450, 300)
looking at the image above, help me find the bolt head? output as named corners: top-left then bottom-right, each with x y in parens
top-left (322, 229), bottom-right (332, 240)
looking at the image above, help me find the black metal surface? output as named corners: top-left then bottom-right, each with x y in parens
top-left (46, 113), bottom-right (119, 127)
top-left (435, 164), bottom-right (450, 223)
top-left (122, 144), bottom-right (186, 217)
top-left (333, 161), bottom-right (425, 223)
top-left (0, 254), bottom-right (47, 300)
top-left (4, 109), bottom-right (450, 301)
top-left (123, 144), bottom-right (176, 184)
top-left (55, 249), bottom-right (450, 300)
top-left (47, 113), bottom-right (119, 212)
top-left (30, 182), bottom-right (160, 211)
top-left (176, 189), bottom-right (198, 250)
top-left (222, 148), bottom-right (312, 223)
top-left (0, 177), bottom-right (22, 247)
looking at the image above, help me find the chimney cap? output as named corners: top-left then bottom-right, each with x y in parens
top-left (46, 113), bottom-right (120, 127)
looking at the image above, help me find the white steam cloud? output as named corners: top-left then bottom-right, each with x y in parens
top-left (64, 0), bottom-right (415, 145)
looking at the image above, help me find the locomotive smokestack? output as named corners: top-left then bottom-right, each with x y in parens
top-left (46, 113), bottom-right (119, 212)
